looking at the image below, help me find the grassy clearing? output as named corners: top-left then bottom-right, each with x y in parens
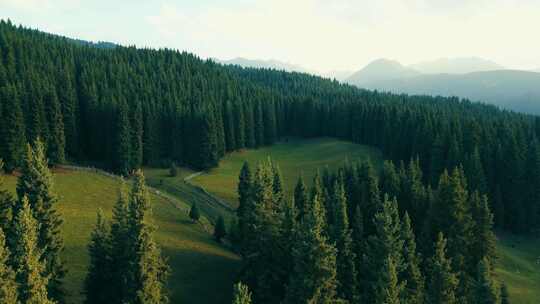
top-left (0, 169), bottom-right (240, 304)
top-left (191, 137), bottom-right (384, 208)
top-left (496, 233), bottom-right (540, 303)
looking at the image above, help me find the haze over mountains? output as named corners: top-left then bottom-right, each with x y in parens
top-left (216, 56), bottom-right (540, 115)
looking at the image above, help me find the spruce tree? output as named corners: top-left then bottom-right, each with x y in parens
top-left (133, 226), bottom-right (169, 304)
top-left (109, 181), bottom-right (131, 303)
top-left (0, 84), bottom-right (26, 172)
top-left (115, 101), bottom-right (132, 175)
top-left (84, 209), bottom-right (113, 304)
top-left (237, 161), bottom-right (253, 254)
top-left (427, 233), bottom-right (458, 304)
top-left (401, 212), bottom-right (425, 304)
top-left (474, 257), bottom-right (500, 304)
top-left (189, 203), bottom-right (200, 222)
top-left (169, 162), bottom-right (177, 177)
top-left (470, 192), bottom-right (497, 267)
top-left (332, 180), bottom-right (359, 303)
top-left (364, 196), bottom-right (404, 304)
top-left (0, 227), bottom-right (18, 304)
top-left (12, 197), bottom-right (54, 304)
top-left (214, 215), bottom-right (226, 242)
top-left (232, 282), bottom-right (252, 304)
top-left (16, 138), bottom-right (65, 302)
top-left (44, 88), bottom-right (65, 165)
top-left (285, 185), bottom-right (338, 304)
top-left (293, 175), bottom-right (308, 221)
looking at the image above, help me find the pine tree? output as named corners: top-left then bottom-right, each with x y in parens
top-left (109, 181), bottom-right (131, 303)
top-left (0, 228), bottom-right (18, 304)
top-left (0, 84), bottom-right (26, 172)
top-left (189, 203), bottom-right (200, 222)
top-left (375, 256), bottom-right (401, 304)
top-left (285, 186), bottom-right (338, 304)
top-left (271, 162), bottom-right (284, 206)
top-left (427, 233), bottom-right (458, 304)
top-left (214, 215), bottom-right (226, 242)
top-left (232, 282), bottom-right (252, 304)
top-left (401, 212), bottom-right (425, 304)
top-left (16, 138), bottom-right (65, 302)
top-left (465, 147), bottom-right (487, 194)
top-left (364, 196), bottom-right (404, 304)
top-left (381, 160), bottom-right (401, 199)
top-left (133, 226), bottom-right (169, 304)
top-left (358, 161), bottom-right (382, 236)
top-left (44, 87), bottom-right (65, 165)
top-left (470, 192), bottom-right (497, 267)
top-left (332, 180), bottom-right (359, 303)
top-left (115, 101), bottom-right (132, 175)
top-left (84, 209), bottom-right (113, 304)
top-left (12, 197), bottom-right (54, 304)
top-left (237, 161), bottom-right (252, 219)
top-left (293, 175), bottom-right (308, 221)
top-left (474, 257), bottom-right (500, 304)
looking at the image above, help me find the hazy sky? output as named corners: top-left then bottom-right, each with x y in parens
top-left (2, 0), bottom-right (539, 73)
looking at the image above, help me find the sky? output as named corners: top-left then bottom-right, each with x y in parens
top-left (1, 0), bottom-right (540, 73)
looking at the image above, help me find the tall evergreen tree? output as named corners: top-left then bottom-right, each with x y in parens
top-left (109, 181), bottom-right (131, 303)
top-left (16, 138), bottom-right (65, 302)
top-left (115, 101), bottom-right (132, 175)
top-left (474, 257), bottom-right (500, 304)
top-left (133, 226), bottom-right (169, 304)
top-left (189, 203), bottom-right (200, 222)
top-left (364, 196), bottom-right (404, 304)
top-left (12, 197), bottom-right (54, 304)
top-left (44, 88), bottom-right (65, 165)
top-left (0, 84), bottom-right (26, 172)
top-left (0, 227), bottom-right (18, 304)
top-left (332, 180), bottom-right (359, 303)
top-left (285, 181), bottom-right (338, 304)
top-left (426, 233), bottom-right (458, 304)
top-left (400, 212), bottom-right (425, 304)
top-left (470, 192), bottom-right (497, 267)
top-left (232, 282), bottom-right (252, 304)
top-left (84, 209), bottom-right (113, 304)
top-left (293, 175), bottom-right (308, 221)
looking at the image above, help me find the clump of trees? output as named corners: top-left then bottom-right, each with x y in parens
top-left (84, 170), bottom-right (169, 304)
top-left (0, 139), bottom-right (66, 303)
top-left (234, 159), bottom-right (502, 304)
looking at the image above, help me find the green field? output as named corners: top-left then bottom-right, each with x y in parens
top-left (0, 169), bottom-right (241, 304)
top-left (496, 232), bottom-right (540, 303)
top-left (191, 137), bottom-right (384, 208)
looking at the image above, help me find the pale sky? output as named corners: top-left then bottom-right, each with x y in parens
top-left (1, 0), bottom-right (539, 73)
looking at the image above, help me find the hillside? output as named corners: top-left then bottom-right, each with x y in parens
top-left (216, 57), bottom-right (312, 73)
top-left (0, 169), bottom-right (240, 304)
top-left (190, 138), bottom-right (383, 208)
top-left (360, 70), bottom-right (540, 114)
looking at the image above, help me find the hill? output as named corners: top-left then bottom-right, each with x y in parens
top-left (191, 137), bottom-right (383, 208)
top-left (346, 58), bottom-right (420, 85)
top-left (359, 70), bottom-right (540, 114)
top-left (409, 57), bottom-right (503, 74)
top-left (216, 57), bottom-right (312, 73)
top-left (0, 169), bottom-right (240, 304)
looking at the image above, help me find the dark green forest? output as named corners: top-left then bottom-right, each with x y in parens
top-left (0, 20), bottom-right (538, 236)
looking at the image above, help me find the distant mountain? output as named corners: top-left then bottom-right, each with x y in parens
top-left (359, 70), bottom-right (540, 114)
top-left (346, 59), bottom-right (420, 86)
top-left (216, 57), bottom-right (311, 73)
top-left (409, 57), bottom-right (504, 74)
top-left (323, 70), bottom-right (354, 81)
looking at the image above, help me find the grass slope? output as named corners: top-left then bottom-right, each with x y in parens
top-left (0, 169), bottom-right (240, 304)
top-left (191, 137), bottom-right (384, 208)
top-left (496, 233), bottom-right (540, 303)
